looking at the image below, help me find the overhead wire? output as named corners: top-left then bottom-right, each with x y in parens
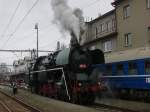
top-left (10, 0), bottom-right (40, 36)
top-left (17, 23), bottom-right (59, 48)
top-left (0, 0), bottom-right (109, 64)
top-left (7, 24), bottom-right (55, 49)
top-left (1, 0), bottom-right (102, 49)
top-left (1, 0), bottom-right (100, 49)
top-left (0, 0), bottom-right (22, 38)
top-left (1, 0), bottom-right (40, 49)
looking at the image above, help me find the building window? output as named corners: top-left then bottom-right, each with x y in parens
top-left (95, 27), bottom-right (98, 38)
top-left (101, 23), bottom-right (106, 32)
top-left (147, 0), bottom-right (150, 8)
top-left (106, 20), bottom-right (112, 31)
top-left (123, 5), bottom-right (130, 19)
top-left (112, 19), bottom-right (116, 28)
top-left (124, 33), bottom-right (132, 47)
top-left (103, 40), bottom-right (112, 52)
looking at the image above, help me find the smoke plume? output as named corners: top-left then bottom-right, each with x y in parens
top-left (51, 0), bottom-right (85, 43)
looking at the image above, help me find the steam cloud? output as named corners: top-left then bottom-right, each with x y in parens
top-left (51, 0), bottom-right (85, 43)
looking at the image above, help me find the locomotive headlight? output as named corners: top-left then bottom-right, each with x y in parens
top-left (78, 83), bottom-right (82, 86)
top-left (79, 64), bottom-right (87, 68)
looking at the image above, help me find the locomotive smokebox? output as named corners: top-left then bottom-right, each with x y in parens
top-left (70, 31), bottom-right (80, 48)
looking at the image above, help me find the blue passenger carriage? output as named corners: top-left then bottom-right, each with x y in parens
top-left (94, 47), bottom-right (150, 99)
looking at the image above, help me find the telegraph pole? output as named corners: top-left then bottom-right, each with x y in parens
top-left (35, 23), bottom-right (39, 58)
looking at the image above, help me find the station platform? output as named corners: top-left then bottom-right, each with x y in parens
top-left (0, 85), bottom-right (99, 112)
top-left (95, 97), bottom-right (150, 112)
top-left (1, 85), bottom-right (150, 112)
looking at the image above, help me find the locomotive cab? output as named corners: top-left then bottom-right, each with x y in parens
top-left (56, 47), bottom-right (105, 104)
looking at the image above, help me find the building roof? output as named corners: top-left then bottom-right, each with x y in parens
top-left (86, 9), bottom-right (115, 24)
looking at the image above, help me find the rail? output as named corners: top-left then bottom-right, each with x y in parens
top-left (0, 90), bottom-right (41, 112)
top-left (0, 100), bottom-right (12, 112)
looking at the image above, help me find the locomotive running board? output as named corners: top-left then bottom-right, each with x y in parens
top-left (27, 67), bottom-right (71, 101)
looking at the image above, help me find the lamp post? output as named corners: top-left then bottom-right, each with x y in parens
top-left (35, 23), bottom-right (39, 58)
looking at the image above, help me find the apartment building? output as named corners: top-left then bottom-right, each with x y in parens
top-left (81, 10), bottom-right (117, 53)
top-left (113, 0), bottom-right (150, 51)
top-left (81, 0), bottom-right (150, 62)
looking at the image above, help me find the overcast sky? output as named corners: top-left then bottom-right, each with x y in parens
top-left (0, 0), bottom-right (114, 65)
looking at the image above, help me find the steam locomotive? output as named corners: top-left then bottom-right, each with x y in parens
top-left (29, 37), bottom-right (105, 104)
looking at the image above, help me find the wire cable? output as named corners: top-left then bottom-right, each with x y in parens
top-left (0, 0), bottom-right (22, 38)
top-left (11, 0), bottom-right (40, 35)
top-left (1, 0), bottom-right (40, 49)
top-left (10, 24), bottom-right (57, 48)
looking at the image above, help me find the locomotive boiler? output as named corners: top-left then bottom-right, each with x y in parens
top-left (29, 34), bottom-right (105, 104)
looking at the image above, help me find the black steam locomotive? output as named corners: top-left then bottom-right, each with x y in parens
top-left (29, 36), bottom-right (105, 104)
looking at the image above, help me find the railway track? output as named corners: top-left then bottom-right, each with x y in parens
top-left (0, 84), bottom-right (145, 112)
top-left (0, 100), bottom-right (12, 112)
top-left (0, 90), bottom-right (41, 112)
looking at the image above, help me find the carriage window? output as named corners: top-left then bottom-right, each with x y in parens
top-left (145, 60), bottom-right (150, 74)
top-left (128, 62), bottom-right (137, 75)
top-left (117, 64), bottom-right (124, 75)
top-left (105, 64), bottom-right (113, 75)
